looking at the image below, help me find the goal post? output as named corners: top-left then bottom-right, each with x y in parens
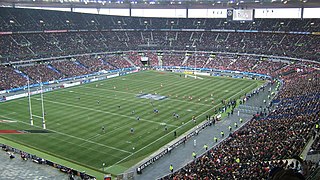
top-left (27, 77), bottom-right (46, 129)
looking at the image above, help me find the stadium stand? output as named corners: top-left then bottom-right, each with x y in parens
top-left (18, 63), bottom-right (63, 83)
top-left (0, 6), bottom-right (319, 180)
top-left (161, 53), bottom-right (185, 67)
top-left (0, 66), bottom-right (27, 90)
top-left (1, 7), bottom-right (320, 63)
top-left (161, 65), bottom-right (320, 180)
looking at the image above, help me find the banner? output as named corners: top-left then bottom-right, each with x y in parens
top-left (44, 30), bottom-right (67, 33)
top-left (0, 32), bottom-right (12, 35)
top-left (63, 82), bottom-right (81, 88)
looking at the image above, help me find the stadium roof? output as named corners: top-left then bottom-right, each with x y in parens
top-left (1, 0), bottom-right (320, 9)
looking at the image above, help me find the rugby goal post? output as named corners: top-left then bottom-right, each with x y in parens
top-left (28, 77), bottom-right (46, 129)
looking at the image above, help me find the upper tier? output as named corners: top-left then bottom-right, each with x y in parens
top-left (1, 7), bottom-right (319, 32)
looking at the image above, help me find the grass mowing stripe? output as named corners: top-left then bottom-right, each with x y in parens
top-left (62, 87), bottom-right (204, 126)
top-left (40, 96), bottom-right (178, 128)
top-left (0, 71), bottom-right (264, 175)
top-left (0, 114), bottom-right (132, 155)
top-left (83, 86), bottom-right (213, 107)
top-left (107, 79), bottom-right (260, 169)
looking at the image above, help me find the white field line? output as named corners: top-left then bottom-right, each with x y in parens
top-left (68, 90), bottom-right (194, 114)
top-left (106, 82), bottom-right (258, 168)
top-left (120, 72), bottom-right (229, 101)
top-left (1, 73), bottom-right (259, 167)
top-left (78, 134), bottom-right (101, 147)
top-left (36, 131), bottom-right (124, 159)
top-left (39, 97), bottom-right (178, 128)
top-left (0, 114), bottom-right (132, 154)
top-left (83, 86), bottom-right (213, 107)
top-left (2, 112), bottom-right (17, 116)
top-left (0, 120), bottom-right (17, 123)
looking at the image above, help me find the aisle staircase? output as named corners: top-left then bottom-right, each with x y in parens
top-left (123, 56), bottom-right (136, 67)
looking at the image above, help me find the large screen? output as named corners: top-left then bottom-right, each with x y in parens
top-left (232, 9), bottom-right (254, 21)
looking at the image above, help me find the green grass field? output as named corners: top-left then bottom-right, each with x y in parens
top-left (0, 70), bottom-right (264, 176)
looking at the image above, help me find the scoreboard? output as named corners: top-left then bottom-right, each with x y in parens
top-left (227, 9), bottom-right (254, 21)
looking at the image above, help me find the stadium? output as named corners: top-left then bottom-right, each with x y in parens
top-left (0, 0), bottom-right (319, 179)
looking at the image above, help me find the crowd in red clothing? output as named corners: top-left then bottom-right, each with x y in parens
top-left (0, 51), bottom-right (318, 91)
top-left (161, 54), bottom-right (185, 67)
top-left (0, 53), bottom-right (139, 90)
top-left (18, 64), bottom-right (62, 83)
top-left (0, 66), bottom-right (27, 90)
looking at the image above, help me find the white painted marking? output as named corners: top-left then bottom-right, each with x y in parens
top-left (38, 96), bottom-right (178, 128)
top-left (0, 115), bottom-right (132, 154)
top-left (84, 86), bottom-right (212, 107)
top-left (79, 134), bottom-right (101, 146)
top-left (3, 112), bottom-right (17, 116)
top-left (0, 120), bottom-right (17, 123)
top-left (107, 83), bottom-right (258, 168)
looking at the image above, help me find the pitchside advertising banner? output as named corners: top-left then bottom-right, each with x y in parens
top-left (1, 69), bottom-right (138, 102)
top-left (0, 96), bottom-right (6, 102)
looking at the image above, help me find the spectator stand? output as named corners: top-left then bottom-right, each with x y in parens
top-left (158, 66), bottom-right (319, 180)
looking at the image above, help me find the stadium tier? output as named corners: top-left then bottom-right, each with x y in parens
top-left (0, 6), bottom-right (320, 180)
top-left (0, 7), bottom-right (320, 63)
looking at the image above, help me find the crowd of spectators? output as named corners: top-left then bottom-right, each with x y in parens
top-left (161, 54), bottom-right (185, 67)
top-left (162, 65), bottom-right (320, 179)
top-left (226, 56), bottom-right (257, 72)
top-left (50, 60), bottom-right (91, 78)
top-left (1, 50), bottom-right (318, 93)
top-left (252, 59), bottom-right (287, 77)
top-left (75, 55), bottom-right (115, 72)
top-left (186, 55), bottom-right (208, 68)
top-left (127, 52), bottom-right (145, 67)
top-left (205, 55), bottom-right (234, 70)
top-left (1, 7), bottom-right (320, 63)
top-left (144, 52), bottom-right (159, 67)
top-left (0, 53), bottom-right (137, 90)
top-left (1, 7), bottom-right (319, 32)
top-left (18, 64), bottom-right (63, 83)
top-left (0, 66), bottom-right (27, 90)
top-left (1, 57), bottom-right (319, 179)
top-left (104, 55), bottom-right (133, 69)
top-left (2, 31), bottom-right (319, 63)
top-left (0, 6), bottom-right (319, 180)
